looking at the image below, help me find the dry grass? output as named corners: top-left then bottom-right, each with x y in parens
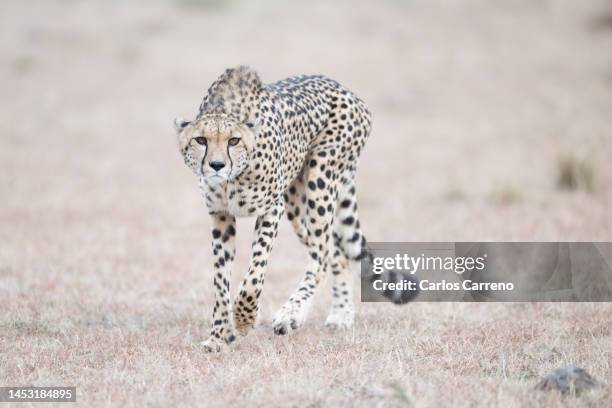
top-left (557, 153), bottom-right (595, 192)
top-left (1, 0), bottom-right (612, 406)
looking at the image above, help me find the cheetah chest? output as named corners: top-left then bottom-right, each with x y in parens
top-left (199, 178), bottom-right (269, 217)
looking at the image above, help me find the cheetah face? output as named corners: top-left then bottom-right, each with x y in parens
top-left (174, 115), bottom-right (257, 184)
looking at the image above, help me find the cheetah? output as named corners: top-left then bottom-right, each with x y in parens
top-left (174, 66), bottom-right (377, 351)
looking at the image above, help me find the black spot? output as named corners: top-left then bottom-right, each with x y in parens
top-left (226, 225), bottom-right (236, 236)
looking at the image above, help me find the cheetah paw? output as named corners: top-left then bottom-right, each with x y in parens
top-left (201, 336), bottom-right (226, 352)
top-left (324, 307), bottom-right (354, 330)
top-left (201, 332), bottom-right (236, 353)
top-left (272, 301), bottom-right (309, 335)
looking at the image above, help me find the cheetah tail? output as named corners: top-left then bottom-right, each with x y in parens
top-left (358, 239), bottom-right (420, 305)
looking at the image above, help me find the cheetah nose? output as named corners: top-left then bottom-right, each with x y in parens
top-left (209, 161), bottom-right (226, 171)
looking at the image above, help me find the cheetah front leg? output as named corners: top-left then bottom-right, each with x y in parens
top-left (232, 204), bottom-right (284, 336)
top-left (202, 213), bottom-right (237, 352)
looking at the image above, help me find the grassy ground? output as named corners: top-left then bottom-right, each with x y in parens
top-left (1, 0), bottom-right (611, 406)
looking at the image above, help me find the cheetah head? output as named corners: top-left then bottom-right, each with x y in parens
top-left (174, 114), bottom-right (258, 184)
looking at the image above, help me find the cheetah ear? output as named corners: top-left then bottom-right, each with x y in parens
top-left (174, 117), bottom-right (190, 133)
top-left (174, 117), bottom-right (191, 153)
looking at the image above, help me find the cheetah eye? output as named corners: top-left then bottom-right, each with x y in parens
top-left (228, 137), bottom-right (240, 146)
top-left (194, 137), bottom-right (207, 146)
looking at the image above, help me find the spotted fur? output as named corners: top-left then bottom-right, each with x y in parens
top-left (175, 66), bottom-right (373, 351)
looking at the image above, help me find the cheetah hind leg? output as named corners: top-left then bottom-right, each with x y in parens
top-left (273, 156), bottom-right (338, 335)
top-left (283, 176), bottom-right (355, 331)
top-left (324, 242), bottom-right (354, 330)
top-left (324, 180), bottom-right (364, 330)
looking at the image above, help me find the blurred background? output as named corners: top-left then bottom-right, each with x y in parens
top-left (1, 0), bottom-right (611, 405)
top-left (2, 0), bottom-right (611, 246)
